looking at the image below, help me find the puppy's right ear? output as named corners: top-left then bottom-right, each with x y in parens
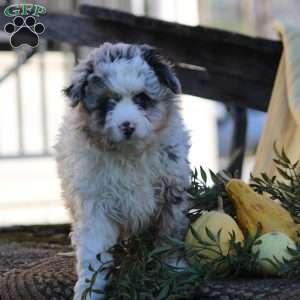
top-left (63, 57), bottom-right (94, 107)
top-left (63, 84), bottom-right (80, 107)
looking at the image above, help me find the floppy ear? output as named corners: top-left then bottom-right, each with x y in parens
top-left (141, 45), bottom-right (181, 94)
top-left (63, 56), bottom-right (94, 107)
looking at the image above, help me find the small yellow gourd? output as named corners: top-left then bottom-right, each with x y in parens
top-left (185, 197), bottom-right (244, 265)
top-left (252, 231), bottom-right (296, 275)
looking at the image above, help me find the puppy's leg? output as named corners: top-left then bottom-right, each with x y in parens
top-left (155, 185), bottom-right (190, 269)
top-left (72, 211), bottom-right (119, 300)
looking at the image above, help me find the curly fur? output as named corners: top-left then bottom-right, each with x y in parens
top-left (55, 43), bottom-right (191, 300)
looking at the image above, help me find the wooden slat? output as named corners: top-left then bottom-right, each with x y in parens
top-left (175, 66), bottom-right (272, 111)
top-left (0, 6), bottom-right (283, 111)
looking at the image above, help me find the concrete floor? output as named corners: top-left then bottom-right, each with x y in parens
top-left (0, 157), bottom-right (70, 226)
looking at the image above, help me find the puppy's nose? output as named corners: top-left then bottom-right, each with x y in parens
top-left (120, 121), bottom-right (135, 138)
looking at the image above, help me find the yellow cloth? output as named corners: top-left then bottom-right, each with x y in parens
top-left (253, 21), bottom-right (300, 177)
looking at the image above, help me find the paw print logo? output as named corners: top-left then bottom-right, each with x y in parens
top-left (4, 16), bottom-right (45, 48)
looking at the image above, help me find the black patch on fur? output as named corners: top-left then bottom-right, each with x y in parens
top-left (133, 92), bottom-right (154, 109)
top-left (82, 75), bottom-right (109, 112)
top-left (91, 99), bottom-right (116, 127)
top-left (164, 145), bottom-right (179, 162)
top-left (141, 45), bottom-right (181, 94)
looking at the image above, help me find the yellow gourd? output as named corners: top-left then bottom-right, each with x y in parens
top-left (185, 197), bottom-right (244, 265)
top-left (252, 231), bottom-right (296, 275)
top-left (226, 179), bottom-right (300, 242)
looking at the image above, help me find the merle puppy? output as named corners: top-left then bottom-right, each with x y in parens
top-left (55, 43), bottom-right (191, 300)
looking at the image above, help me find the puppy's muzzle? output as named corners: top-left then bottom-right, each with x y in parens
top-left (120, 121), bottom-right (135, 138)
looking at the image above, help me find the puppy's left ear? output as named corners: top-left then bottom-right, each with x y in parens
top-left (141, 45), bottom-right (181, 94)
top-left (63, 57), bottom-right (94, 107)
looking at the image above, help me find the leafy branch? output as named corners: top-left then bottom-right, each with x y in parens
top-left (250, 143), bottom-right (300, 223)
top-left (82, 225), bottom-right (263, 300)
top-left (187, 167), bottom-right (235, 221)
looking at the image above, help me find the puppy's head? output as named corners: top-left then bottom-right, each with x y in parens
top-left (64, 43), bottom-right (181, 146)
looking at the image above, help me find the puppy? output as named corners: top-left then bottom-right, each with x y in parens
top-left (55, 43), bottom-right (191, 300)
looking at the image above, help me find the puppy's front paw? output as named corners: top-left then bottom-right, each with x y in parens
top-left (74, 277), bottom-right (106, 300)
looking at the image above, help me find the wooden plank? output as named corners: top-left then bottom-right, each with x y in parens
top-left (78, 5), bottom-right (282, 87)
top-left (175, 66), bottom-right (272, 111)
top-left (0, 6), bottom-right (282, 111)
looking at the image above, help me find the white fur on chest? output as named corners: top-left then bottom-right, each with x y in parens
top-left (57, 138), bottom-right (167, 232)
top-left (80, 148), bottom-right (165, 230)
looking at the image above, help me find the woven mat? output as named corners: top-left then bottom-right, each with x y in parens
top-left (0, 255), bottom-right (76, 300)
top-left (1, 254), bottom-right (300, 300)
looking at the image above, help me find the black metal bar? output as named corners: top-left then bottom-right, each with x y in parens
top-left (226, 106), bottom-right (248, 177)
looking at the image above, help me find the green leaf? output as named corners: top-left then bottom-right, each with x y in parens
top-left (190, 225), bottom-right (202, 244)
top-left (228, 230), bottom-right (236, 243)
top-left (281, 148), bottom-right (291, 164)
top-left (273, 159), bottom-right (290, 168)
top-left (205, 227), bottom-right (217, 243)
top-left (92, 289), bottom-right (105, 295)
top-left (261, 172), bottom-right (271, 183)
top-left (156, 285), bottom-right (169, 300)
top-left (193, 168), bottom-right (198, 179)
top-left (263, 257), bottom-right (280, 271)
top-left (273, 142), bottom-right (281, 158)
top-left (149, 245), bottom-right (173, 257)
top-left (216, 228), bottom-right (222, 243)
top-left (209, 169), bottom-right (221, 185)
top-left (287, 246), bottom-right (299, 256)
top-left (276, 167), bottom-right (292, 180)
top-left (200, 166), bottom-right (207, 183)
top-left (167, 237), bottom-right (185, 246)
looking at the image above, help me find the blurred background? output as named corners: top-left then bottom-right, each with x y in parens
top-left (0, 0), bottom-right (299, 226)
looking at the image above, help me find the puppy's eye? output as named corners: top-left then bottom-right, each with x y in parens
top-left (84, 91), bottom-right (120, 113)
top-left (133, 92), bottom-right (152, 109)
top-left (98, 93), bottom-right (120, 104)
top-left (105, 92), bottom-right (121, 102)
top-left (111, 94), bottom-right (121, 102)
